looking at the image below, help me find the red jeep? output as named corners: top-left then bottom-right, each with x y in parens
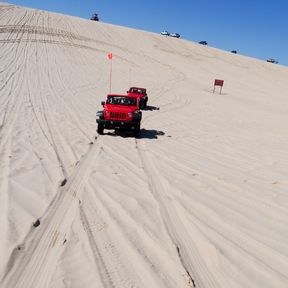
top-left (127, 87), bottom-right (148, 109)
top-left (96, 94), bottom-right (142, 137)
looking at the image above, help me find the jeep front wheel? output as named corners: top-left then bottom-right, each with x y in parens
top-left (97, 124), bottom-right (104, 135)
top-left (133, 125), bottom-right (140, 137)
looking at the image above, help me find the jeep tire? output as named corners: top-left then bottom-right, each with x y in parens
top-left (97, 123), bottom-right (104, 135)
top-left (133, 124), bottom-right (140, 137)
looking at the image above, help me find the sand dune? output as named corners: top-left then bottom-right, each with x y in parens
top-left (0, 2), bottom-right (288, 287)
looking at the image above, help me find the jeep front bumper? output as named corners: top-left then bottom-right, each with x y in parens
top-left (96, 119), bottom-right (140, 130)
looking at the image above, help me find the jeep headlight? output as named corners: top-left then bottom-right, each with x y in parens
top-left (128, 112), bottom-right (133, 117)
top-left (96, 111), bottom-right (103, 118)
top-left (132, 110), bottom-right (141, 119)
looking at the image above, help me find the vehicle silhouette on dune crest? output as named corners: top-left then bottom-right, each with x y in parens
top-left (161, 30), bottom-right (170, 36)
top-left (161, 31), bottom-right (180, 38)
top-left (266, 58), bottom-right (278, 64)
top-left (170, 33), bottom-right (180, 38)
top-left (90, 13), bottom-right (99, 21)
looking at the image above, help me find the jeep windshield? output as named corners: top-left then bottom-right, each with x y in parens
top-left (106, 96), bottom-right (136, 106)
top-left (129, 88), bottom-right (145, 94)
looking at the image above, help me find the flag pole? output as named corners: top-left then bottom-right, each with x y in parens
top-left (109, 57), bottom-right (112, 93)
top-left (108, 52), bottom-right (113, 93)
top-left (129, 67), bottom-right (131, 87)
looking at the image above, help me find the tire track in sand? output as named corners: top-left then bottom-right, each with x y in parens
top-left (1, 137), bottom-right (103, 288)
top-left (136, 139), bottom-right (222, 288)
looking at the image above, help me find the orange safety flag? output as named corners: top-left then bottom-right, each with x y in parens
top-left (108, 52), bottom-right (113, 59)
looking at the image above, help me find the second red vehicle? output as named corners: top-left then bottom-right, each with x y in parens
top-left (127, 87), bottom-right (148, 109)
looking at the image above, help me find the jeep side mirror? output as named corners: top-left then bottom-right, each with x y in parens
top-left (101, 101), bottom-right (105, 106)
top-left (126, 91), bottom-right (129, 93)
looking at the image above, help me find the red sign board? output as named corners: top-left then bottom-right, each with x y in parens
top-left (214, 79), bottom-right (224, 86)
top-left (213, 79), bottom-right (224, 94)
top-left (108, 52), bottom-right (113, 59)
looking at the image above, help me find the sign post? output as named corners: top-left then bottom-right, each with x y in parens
top-left (108, 52), bottom-right (113, 93)
top-left (213, 79), bottom-right (224, 94)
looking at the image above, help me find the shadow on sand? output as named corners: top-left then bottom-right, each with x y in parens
top-left (138, 129), bottom-right (165, 139)
top-left (106, 129), bottom-right (165, 139)
top-left (142, 105), bottom-right (160, 111)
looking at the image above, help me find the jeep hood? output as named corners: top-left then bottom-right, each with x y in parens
top-left (104, 104), bottom-right (137, 113)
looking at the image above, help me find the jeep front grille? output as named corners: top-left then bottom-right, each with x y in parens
top-left (110, 112), bottom-right (127, 120)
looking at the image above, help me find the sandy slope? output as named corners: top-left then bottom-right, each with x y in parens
top-left (0, 2), bottom-right (288, 287)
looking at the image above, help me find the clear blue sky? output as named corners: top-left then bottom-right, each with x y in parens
top-left (5, 0), bottom-right (288, 66)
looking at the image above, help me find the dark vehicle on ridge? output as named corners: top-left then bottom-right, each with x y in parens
top-left (90, 13), bottom-right (99, 21)
top-left (161, 30), bottom-right (170, 36)
top-left (170, 33), bottom-right (180, 38)
top-left (127, 87), bottom-right (148, 109)
top-left (198, 41), bottom-right (208, 45)
top-left (96, 94), bottom-right (142, 137)
top-left (266, 58), bottom-right (278, 64)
